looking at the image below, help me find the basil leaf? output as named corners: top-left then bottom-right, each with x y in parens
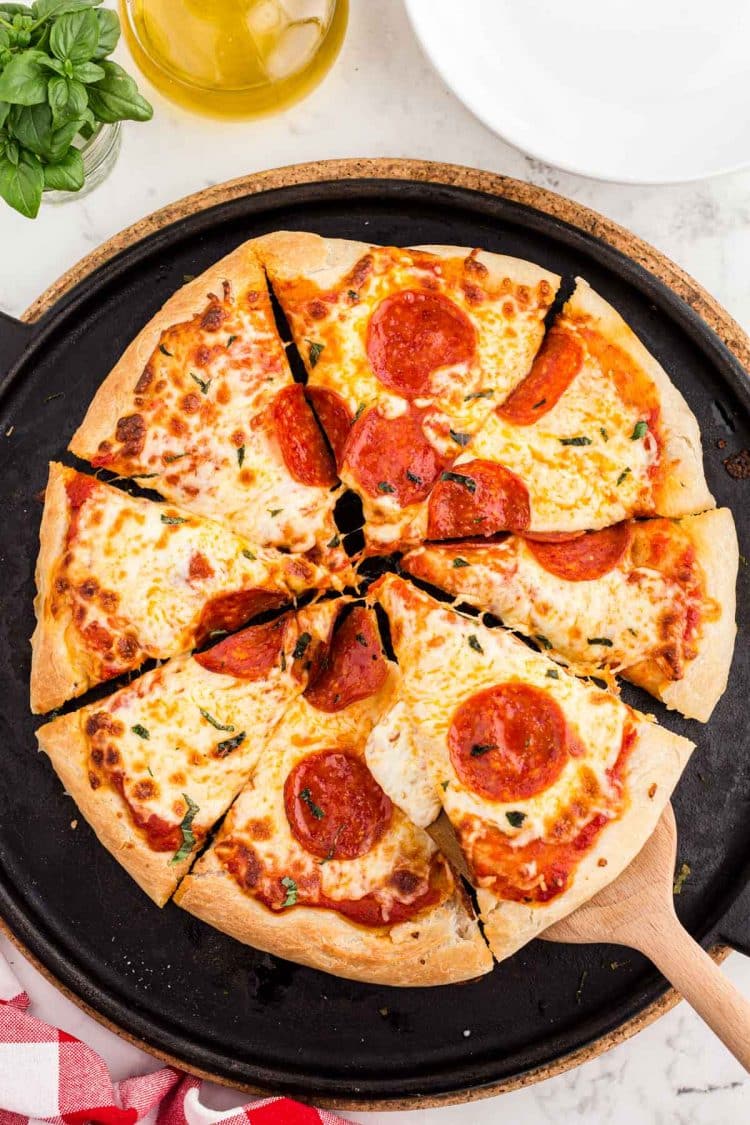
top-left (161, 513), bottom-right (187, 525)
top-left (71, 59), bottom-right (103, 83)
top-left (300, 787), bottom-right (324, 819)
top-left (587, 636), bottom-right (613, 646)
top-left (440, 470), bottom-right (476, 493)
top-left (0, 50), bottom-right (48, 105)
top-left (169, 794), bottom-right (199, 866)
top-left (199, 707), bottom-right (234, 732)
top-left (215, 731), bottom-right (246, 757)
top-left (0, 146), bottom-right (42, 216)
top-left (506, 811), bottom-right (526, 828)
top-left (631, 420), bottom-right (648, 441)
top-left (42, 145), bottom-right (83, 190)
top-left (0, 101), bottom-right (9, 130)
top-left (38, 55), bottom-right (66, 75)
top-left (470, 742), bottom-right (496, 757)
top-left (92, 7), bottom-right (118, 59)
top-left (280, 875), bottom-right (298, 907)
top-left (292, 632), bottom-right (311, 659)
top-left (86, 60), bottom-right (152, 123)
top-left (305, 339), bottom-right (324, 367)
top-left (50, 9), bottom-right (99, 64)
top-left (452, 557), bottom-right (469, 568)
top-left (47, 75), bottom-right (87, 123)
top-left (449, 429), bottom-right (471, 446)
top-left (559, 436), bottom-right (592, 447)
top-left (131, 723), bottom-right (150, 740)
top-left (32, 1), bottom-right (101, 19)
top-left (468, 634), bottom-right (483, 654)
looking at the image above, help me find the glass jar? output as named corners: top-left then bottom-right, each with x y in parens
top-left (119, 0), bottom-right (348, 119)
top-left (44, 122), bottom-right (123, 206)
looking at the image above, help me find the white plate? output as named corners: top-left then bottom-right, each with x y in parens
top-left (405, 0), bottom-right (750, 184)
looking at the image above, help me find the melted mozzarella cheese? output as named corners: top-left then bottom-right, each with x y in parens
top-left (454, 359), bottom-right (655, 532)
top-left (207, 668), bottom-right (438, 911)
top-left (81, 601), bottom-right (339, 842)
top-left (66, 475), bottom-right (318, 659)
top-left (404, 537), bottom-right (692, 676)
top-left (375, 577), bottom-right (636, 849)
top-left (364, 699), bottom-right (442, 827)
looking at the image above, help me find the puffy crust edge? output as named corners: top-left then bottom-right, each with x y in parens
top-left (174, 846), bottom-right (493, 987)
top-left (412, 244), bottom-right (561, 296)
top-left (568, 279), bottom-right (714, 517)
top-left (478, 718), bottom-right (694, 962)
top-left (638, 508), bottom-right (738, 722)
top-left (69, 241), bottom-right (266, 461)
top-left (36, 710), bottom-right (191, 906)
top-left (253, 231), bottom-right (561, 299)
top-left (30, 463), bottom-right (83, 714)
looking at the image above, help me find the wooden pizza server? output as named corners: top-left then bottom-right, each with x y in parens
top-left (541, 803), bottom-right (750, 1071)
top-left (429, 804), bottom-right (750, 1070)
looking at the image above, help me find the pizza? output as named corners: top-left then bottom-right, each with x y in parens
top-left (422, 280), bottom-right (714, 541)
top-left (254, 232), bottom-right (560, 549)
top-left (68, 241), bottom-right (349, 574)
top-left (30, 462), bottom-right (331, 714)
top-left (36, 600), bottom-right (339, 905)
top-left (367, 575), bottom-right (694, 959)
top-left (402, 508), bottom-right (738, 722)
top-left (176, 605), bottom-right (492, 985)
top-left (29, 231), bottom-right (737, 985)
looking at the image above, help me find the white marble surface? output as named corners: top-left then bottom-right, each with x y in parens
top-left (1, 1), bottom-right (749, 1120)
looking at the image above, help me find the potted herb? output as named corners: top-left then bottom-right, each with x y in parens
top-left (0, 1), bottom-right (152, 218)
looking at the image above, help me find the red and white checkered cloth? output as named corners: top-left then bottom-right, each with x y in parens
top-left (0, 953), bottom-right (350, 1125)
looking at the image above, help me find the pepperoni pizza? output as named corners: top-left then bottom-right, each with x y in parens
top-left (68, 242), bottom-right (349, 574)
top-left (31, 463), bottom-right (329, 713)
top-left (36, 600), bottom-right (339, 905)
top-left (422, 280), bottom-right (713, 541)
top-left (176, 605), bottom-right (492, 985)
top-left (403, 508), bottom-right (738, 722)
top-left (369, 576), bottom-right (694, 959)
top-left (254, 232), bottom-right (560, 549)
top-left (29, 231), bottom-right (737, 984)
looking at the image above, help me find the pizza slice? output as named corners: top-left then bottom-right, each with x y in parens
top-left (68, 241), bottom-right (348, 572)
top-left (31, 463), bottom-right (333, 714)
top-left (423, 279), bottom-right (714, 540)
top-left (255, 232), bottom-right (560, 549)
top-left (402, 509), bottom-right (738, 722)
top-left (176, 604), bottom-right (492, 985)
top-left (35, 600), bottom-right (340, 906)
top-left (368, 575), bottom-right (694, 961)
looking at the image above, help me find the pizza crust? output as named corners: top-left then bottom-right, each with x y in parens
top-left (567, 279), bottom-right (714, 518)
top-left (174, 846), bottom-right (493, 987)
top-left (30, 463), bottom-right (82, 714)
top-left (627, 508), bottom-right (738, 722)
top-left (478, 717), bottom-right (694, 961)
top-left (36, 710), bottom-right (193, 906)
top-left (70, 242), bottom-right (265, 462)
top-left (254, 231), bottom-right (561, 297)
top-left (413, 244), bottom-right (560, 293)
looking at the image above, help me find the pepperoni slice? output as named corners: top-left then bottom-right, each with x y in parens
top-left (195, 589), bottom-right (288, 645)
top-left (448, 683), bottom-right (578, 802)
top-left (196, 615), bottom-right (287, 679)
top-left (521, 531), bottom-right (585, 543)
top-left (527, 522), bottom-right (632, 582)
top-left (65, 473), bottom-right (96, 509)
top-left (305, 605), bottom-right (388, 712)
top-left (284, 749), bottom-right (392, 860)
top-left (342, 404), bottom-right (449, 505)
top-left (427, 459), bottom-right (530, 539)
top-left (497, 326), bottom-right (584, 425)
top-left (367, 290), bottom-right (476, 397)
top-left (305, 386), bottom-right (353, 467)
top-left (271, 384), bottom-right (337, 487)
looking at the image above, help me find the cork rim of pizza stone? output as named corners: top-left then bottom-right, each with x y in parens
top-left (10, 156), bottom-right (743, 1109)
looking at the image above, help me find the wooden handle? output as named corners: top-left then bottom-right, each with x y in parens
top-left (637, 911), bottom-right (750, 1071)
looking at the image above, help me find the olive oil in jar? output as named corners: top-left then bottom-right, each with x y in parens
top-left (119, 0), bottom-right (348, 118)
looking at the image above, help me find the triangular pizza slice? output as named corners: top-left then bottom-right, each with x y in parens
top-left (368, 576), bottom-right (694, 961)
top-left (422, 279), bottom-right (714, 540)
top-left (68, 241), bottom-right (348, 573)
top-left (402, 509), bottom-right (738, 722)
top-left (176, 604), bottom-right (492, 985)
top-left (36, 600), bottom-right (339, 906)
top-left (255, 232), bottom-right (559, 550)
top-left (31, 463), bottom-right (332, 713)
